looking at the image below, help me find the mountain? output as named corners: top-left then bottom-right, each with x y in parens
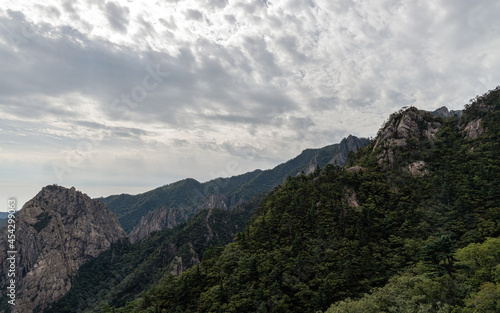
top-left (100, 135), bottom-right (369, 236)
top-left (111, 87), bottom-right (500, 312)
top-left (98, 178), bottom-right (206, 234)
top-left (431, 106), bottom-right (463, 118)
top-left (372, 106), bottom-right (442, 168)
top-left (0, 185), bottom-right (126, 313)
top-left (45, 194), bottom-right (262, 313)
top-left (10, 86), bottom-right (500, 313)
top-left (42, 137), bottom-right (368, 312)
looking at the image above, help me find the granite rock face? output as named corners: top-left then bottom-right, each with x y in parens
top-left (197, 194), bottom-right (229, 212)
top-left (303, 135), bottom-right (370, 175)
top-left (373, 107), bottom-right (442, 168)
top-left (0, 185), bottom-right (126, 313)
top-left (431, 106), bottom-right (463, 118)
top-left (407, 160), bottom-right (429, 177)
top-left (128, 207), bottom-right (187, 244)
top-left (128, 194), bottom-right (231, 244)
top-left (463, 118), bottom-right (485, 139)
top-left (329, 135), bottom-right (370, 166)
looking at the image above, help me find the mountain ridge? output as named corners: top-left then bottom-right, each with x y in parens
top-left (99, 135), bottom-right (370, 236)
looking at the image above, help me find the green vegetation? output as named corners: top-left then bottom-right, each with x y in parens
top-left (100, 178), bottom-right (206, 232)
top-left (326, 237), bottom-right (500, 313)
top-left (44, 196), bottom-right (261, 313)
top-left (49, 87), bottom-right (500, 313)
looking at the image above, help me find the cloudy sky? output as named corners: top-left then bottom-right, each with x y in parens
top-left (1, 0), bottom-right (499, 209)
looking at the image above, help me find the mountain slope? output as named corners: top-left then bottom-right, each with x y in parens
top-left (118, 87), bottom-right (500, 313)
top-left (99, 178), bottom-right (205, 233)
top-left (45, 136), bottom-right (369, 312)
top-left (0, 185), bottom-right (126, 313)
top-left (100, 135), bottom-right (369, 234)
top-left (45, 194), bottom-right (263, 313)
top-left (326, 87), bottom-right (500, 312)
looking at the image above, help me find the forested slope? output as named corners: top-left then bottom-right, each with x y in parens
top-left (108, 87), bottom-right (500, 313)
top-left (44, 195), bottom-right (262, 313)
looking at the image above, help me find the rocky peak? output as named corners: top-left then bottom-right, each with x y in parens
top-left (373, 107), bottom-right (442, 168)
top-left (298, 136), bottom-right (370, 175)
top-left (342, 134), bottom-right (368, 150)
top-left (329, 135), bottom-right (370, 166)
top-left (458, 86), bottom-right (500, 139)
top-left (431, 106), bottom-right (463, 118)
top-left (0, 185), bottom-right (126, 313)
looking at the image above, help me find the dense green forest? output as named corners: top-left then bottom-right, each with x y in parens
top-left (49, 87), bottom-right (500, 313)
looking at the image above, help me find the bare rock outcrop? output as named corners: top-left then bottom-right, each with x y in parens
top-left (407, 160), bottom-right (429, 177)
top-left (431, 106), bottom-right (463, 118)
top-left (197, 194), bottom-right (228, 211)
top-left (463, 119), bottom-right (485, 139)
top-left (128, 207), bottom-right (188, 244)
top-left (373, 107), bottom-right (442, 168)
top-left (168, 243), bottom-right (200, 276)
top-left (0, 185), bottom-right (126, 313)
top-left (301, 135), bottom-right (369, 175)
top-left (329, 135), bottom-right (370, 166)
top-left (128, 194), bottom-right (229, 244)
top-left (346, 165), bottom-right (367, 173)
top-left (304, 155), bottom-right (319, 175)
top-left (344, 188), bottom-right (360, 209)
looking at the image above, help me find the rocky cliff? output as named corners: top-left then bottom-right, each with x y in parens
top-left (302, 135), bottom-right (370, 175)
top-left (0, 185), bottom-right (126, 313)
top-left (329, 135), bottom-right (370, 166)
top-left (431, 106), bottom-right (463, 118)
top-left (373, 107), bottom-right (442, 169)
top-left (128, 207), bottom-right (187, 244)
top-left (128, 194), bottom-right (231, 244)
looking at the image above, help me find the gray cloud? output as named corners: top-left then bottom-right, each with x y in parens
top-left (105, 1), bottom-right (130, 34)
top-left (61, 0), bottom-right (76, 14)
top-left (185, 9), bottom-right (203, 21)
top-left (72, 120), bottom-right (153, 138)
top-left (35, 5), bottom-right (61, 19)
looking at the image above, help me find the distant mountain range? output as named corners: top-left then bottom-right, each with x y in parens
top-left (99, 135), bottom-right (370, 237)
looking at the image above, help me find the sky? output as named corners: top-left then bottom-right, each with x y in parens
top-left (1, 0), bottom-right (499, 210)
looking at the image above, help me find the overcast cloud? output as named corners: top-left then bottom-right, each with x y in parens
top-left (1, 0), bottom-right (499, 208)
